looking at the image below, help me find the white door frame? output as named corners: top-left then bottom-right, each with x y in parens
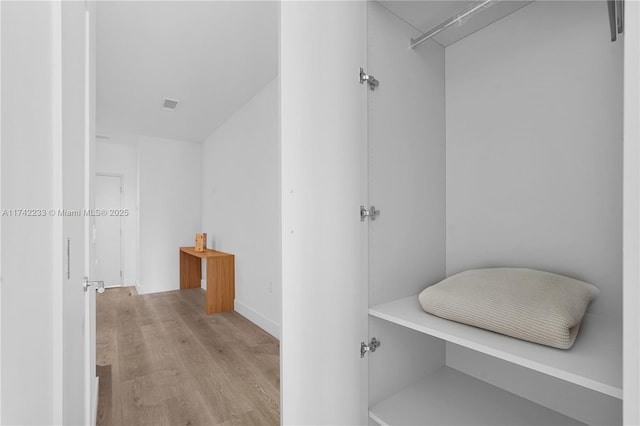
top-left (95, 172), bottom-right (124, 288)
top-left (51, 1), bottom-right (64, 422)
top-left (0, 2), bottom-right (3, 421)
top-left (51, 1), bottom-right (96, 424)
top-left (85, 3), bottom-right (98, 424)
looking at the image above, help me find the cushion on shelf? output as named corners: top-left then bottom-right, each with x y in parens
top-left (418, 268), bottom-right (599, 349)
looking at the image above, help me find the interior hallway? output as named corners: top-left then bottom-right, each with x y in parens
top-left (96, 287), bottom-right (280, 426)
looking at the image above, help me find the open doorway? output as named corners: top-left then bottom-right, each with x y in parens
top-left (93, 1), bottom-right (281, 425)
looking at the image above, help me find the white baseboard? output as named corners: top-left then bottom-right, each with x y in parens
top-left (104, 284), bottom-right (123, 289)
top-left (92, 376), bottom-right (99, 426)
top-left (234, 299), bottom-right (280, 340)
top-left (135, 280), bottom-right (148, 294)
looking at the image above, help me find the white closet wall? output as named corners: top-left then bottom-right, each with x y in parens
top-left (446, 0), bottom-right (623, 318)
top-left (446, 344), bottom-right (621, 424)
top-left (443, 3), bottom-right (623, 422)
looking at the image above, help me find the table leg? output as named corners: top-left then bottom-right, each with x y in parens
top-left (206, 255), bottom-right (235, 314)
top-left (180, 250), bottom-right (202, 289)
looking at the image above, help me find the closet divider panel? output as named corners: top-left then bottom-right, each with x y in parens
top-left (366, 1), bottom-right (447, 406)
top-left (280, 1), bottom-right (368, 424)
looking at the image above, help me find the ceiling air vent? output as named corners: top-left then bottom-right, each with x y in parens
top-left (162, 98), bottom-right (179, 111)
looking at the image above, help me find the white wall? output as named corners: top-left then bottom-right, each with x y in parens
top-left (94, 135), bottom-right (200, 295)
top-left (137, 135), bottom-right (201, 294)
top-left (446, 0), bottom-right (623, 318)
top-left (1, 2), bottom-right (56, 423)
top-left (201, 79), bottom-right (281, 338)
top-left (96, 139), bottom-right (138, 286)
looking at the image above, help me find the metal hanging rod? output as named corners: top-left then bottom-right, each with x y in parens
top-left (410, 0), bottom-right (497, 49)
top-left (607, 0), bottom-right (624, 42)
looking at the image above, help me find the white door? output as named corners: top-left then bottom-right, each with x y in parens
top-left (280, 1), bottom-right (368, 424)
top-left (60, 1), bottom-right (96, 424)
top-left (95, 174), bottom-right (123, 287)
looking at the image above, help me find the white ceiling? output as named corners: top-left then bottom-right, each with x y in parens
top-left (377, 1), bottom-right (534, 47)
top-left (96, 1), bottom-right (531, 143)
top-left (96, 1), bottom-right (278, 143)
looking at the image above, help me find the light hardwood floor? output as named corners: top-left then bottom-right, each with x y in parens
top-left (96, 287), bottom-right (280, 426)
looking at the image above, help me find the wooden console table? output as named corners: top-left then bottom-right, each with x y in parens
top-left (179, 247), bottom-right (235, 314)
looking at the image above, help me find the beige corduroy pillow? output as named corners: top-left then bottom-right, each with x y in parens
top-left (418, 268), bottom-right (599, 349)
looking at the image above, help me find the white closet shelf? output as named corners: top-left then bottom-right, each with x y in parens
top-left (369, 296), bottom-right (622, 399)
top-left (369, 367), bottom-right (584, 426)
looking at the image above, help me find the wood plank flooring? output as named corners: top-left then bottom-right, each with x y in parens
top-left (96, 287), bottom-right (280, 426)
